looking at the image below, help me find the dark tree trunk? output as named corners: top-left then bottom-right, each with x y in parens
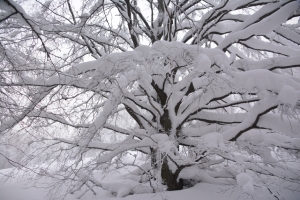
top-left (161, 156), bottom-right (183, 190)
top-left (157, 92), bottom-right (182, 190)
top-left (160, 109), bottom-right (172, 133)
top-left (150, 147), bottom-right (158, 169)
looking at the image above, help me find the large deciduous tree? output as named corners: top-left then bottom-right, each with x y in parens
top-left (1, 0), bottom-right (300, 198)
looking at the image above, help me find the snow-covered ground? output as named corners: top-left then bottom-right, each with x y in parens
top-left (1, 167), bottom-right (299, 200)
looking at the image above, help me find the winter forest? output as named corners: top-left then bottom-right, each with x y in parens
top-left (0, 0), bottom-right (300, 199)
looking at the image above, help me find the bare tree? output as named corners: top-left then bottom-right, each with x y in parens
top-left (1, 0), bottom-right (300, 198)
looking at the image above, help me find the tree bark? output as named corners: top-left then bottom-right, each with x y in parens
top-left (150, 147), bottom-right (158, 169)
top-left (159, 109), bottom-right (183, 190)
top-left (161, 156), bottom-right (183, 190)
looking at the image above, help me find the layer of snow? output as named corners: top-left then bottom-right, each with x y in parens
top-left (200, 132), bottom-right (226, 150)
top-left (194, 54), bottom-right (211, 72)
top-left (277, 85), bottom-right (300, 107)
top-left (236, 173), bottom-right (254, 194)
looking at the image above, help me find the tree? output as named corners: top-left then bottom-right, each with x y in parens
top-left (1, 0), bottom-right (300, 198)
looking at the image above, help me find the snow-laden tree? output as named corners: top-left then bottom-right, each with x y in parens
top-left (1, 0), bottom-right (300, 198)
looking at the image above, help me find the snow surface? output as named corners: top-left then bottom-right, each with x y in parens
top-left (1, 167), bottom-right (300, 200)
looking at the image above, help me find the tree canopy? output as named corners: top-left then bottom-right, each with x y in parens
top-left (0, 0), bottom-right (300, 199)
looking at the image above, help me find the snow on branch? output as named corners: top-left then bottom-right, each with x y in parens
top-left (218, 1), bottom-right (299, 51)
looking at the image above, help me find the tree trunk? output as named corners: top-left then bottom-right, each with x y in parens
top-left (159, 107), bottom-right (183, 190)
top-left (161, 156), bottom-right (183, 190)
top-left (150, 147), bottom-right (158, 169)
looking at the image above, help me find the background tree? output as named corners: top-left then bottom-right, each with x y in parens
top-left (1, 0), bottom-right (300, 198)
